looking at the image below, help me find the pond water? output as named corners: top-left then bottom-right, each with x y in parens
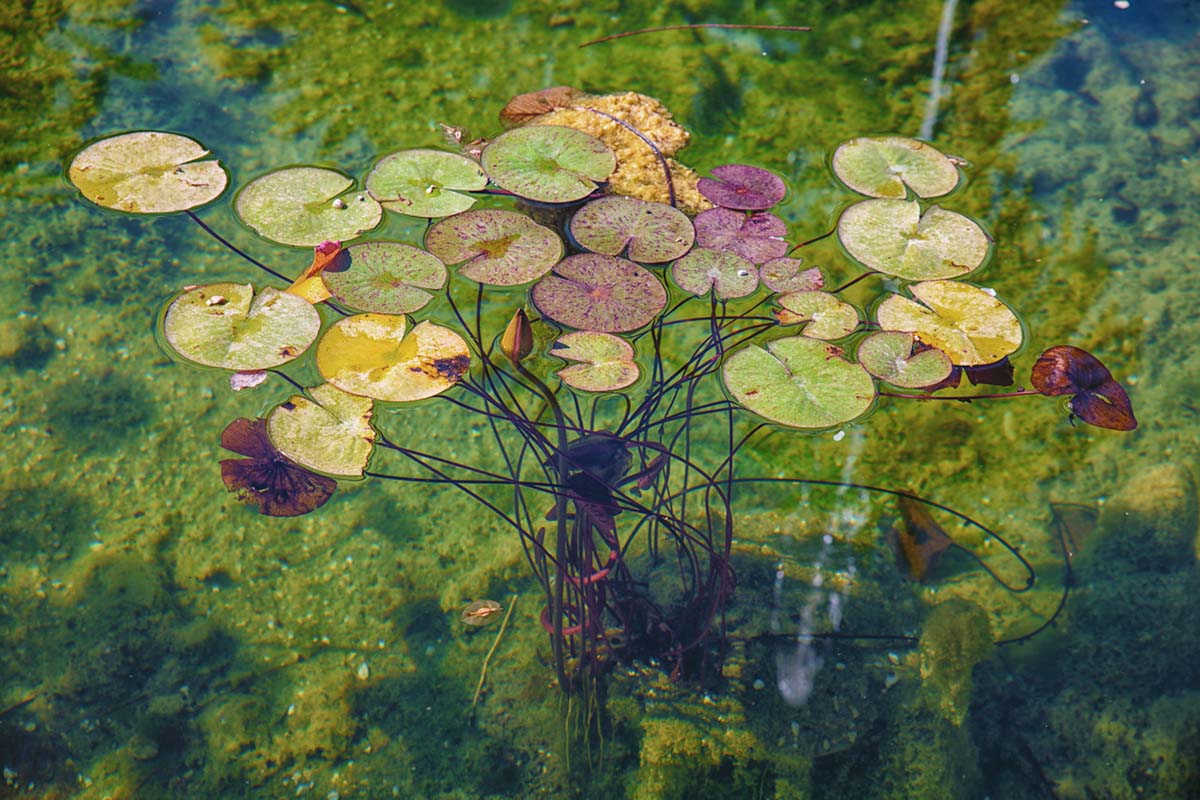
top-left (2, 1), bottom-right (1198, 798)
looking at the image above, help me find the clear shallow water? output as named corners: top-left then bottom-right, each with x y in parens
top-left (2, 1), bottom-right (1198, 798)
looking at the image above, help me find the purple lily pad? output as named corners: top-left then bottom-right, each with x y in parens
top-left (425, 208), bottom-right (564, 286)
top-left (693, 207), bottom-right (789, 265)
top-left (531, 254), bottom-right (667, 333)
top-left (569, 196), bottom-right (695, 263)
top-left (697, 164), bottom-right (786, 211)
top-left (322, 241), bottom-right (447, 314)
top-left (759, 257), bottom-right (824, 293)
top-left (670, 248), bottom-right (758, 300)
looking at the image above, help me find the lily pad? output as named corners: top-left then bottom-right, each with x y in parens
top-left (553, 331), bottom-right (639, 392)
top-left (266, 383), bottom-right (376, 478)
top-left (481, 125), bottom-right (616, 203)
top-left (1030, 346), bottom-right (1137, 431)
top-left (425, 209), bottom-right (563, 286)
top-left (759, 257), bottom-right (824, 294)
top-left (316, 313), bottom-right (471, 402)
top-left (875, 280), bottom-right (1023, 367)
top-left (220, 417), bottom-right (337, 517)
top-left (531, 254), bottom-right (667, 333)
top-left (569, 196), bottom-right (694, 263)
top-left (723, 336), bottom-right (876, 429)
top-left (693, 207), bottom-right (789, 265)
top-left (773, 291), bottom-right (859, 340)
top-left (697, 164), bottom-right (786, 211)
top-left (856, 331), bottom-right (953, 388)
top-left (838, 199), bottom-right (990, 280)
top-left (161, 283), bottom-right (321, 371)
top-left (831, 136), bottom-right (960, 199)
top-left (235, 167), bottom-right (383, 247)
top-left (366, 148), bottom-right (487, 218)
top-left (68, 131), bottom-right (228, 214)
top-left (322, 241), bottom-right (447, 314)
top-left (670, 248), bottom-right (758, 300)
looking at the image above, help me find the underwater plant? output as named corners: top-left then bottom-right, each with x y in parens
top-left (66, 91), bottom-right (1135, 701)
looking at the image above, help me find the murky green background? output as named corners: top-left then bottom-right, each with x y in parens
top-left (2, 0), bottom-right (1198, 797)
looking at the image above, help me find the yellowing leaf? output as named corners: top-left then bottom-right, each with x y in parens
top-left (285, 241), bottom-right (343, 304)
top-left (875, 280), bottom-right (1022, 366)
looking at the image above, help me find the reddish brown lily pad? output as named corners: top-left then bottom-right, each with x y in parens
top-left (219, 417), bottom-right (337, 517)
top-left (531, 254), bottom-right (667, 333)
top-left (569, 196), bottom-right (694, 263)
top-left (1030, 346), bottom-right (1137, 431)
top-left (697, 164), bottom-right (786, 211)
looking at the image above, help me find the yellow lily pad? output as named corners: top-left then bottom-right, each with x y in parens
top-left (68, 131), bottom-right (228, 213)
top-left (875, 280), bottom-right (1023, 367)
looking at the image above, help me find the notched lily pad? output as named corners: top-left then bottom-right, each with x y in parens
top-left (161, 283), bottom-right (321, 371)
top-left (481, 125), bottom-right (615, 203)
top-left (235, 166), bottom-right (383, 247)
top-left (553, 331), bottom-right (639, 392)
top-left (693, 207), bottom-right (789, 265)
top-left (1030, 345), bottom-right (1136, 431)
top-left (569, 196), bottom-right (694, 263)
top-left (832, 136), bottom-right (960, 199)
top-left (316, 313), bottom-right (471, 402)
top-left (220, 417), bottom-right (337, 517)
top-left (68, 131), bottom-right (229, 213)
top-left (759, 257), bottom-right (824, 294)
top-left (322, 241), bottom-right (447, 314)
top-left (425, 209), bottom-right (563, 286)
top-left (670, 248), bottom-right (758, 300)
top-left (773, 291), bottom-right (859, 340)
top-left (266, 383), bottom-right (376, 478)
top-left (838, 199), bottom-right (990, 280)
top-left (531, 254), bottom-right (667, 333)
top-left (366, 148), bottom-right (487, 218)
top-left (856, 331), bottom-right (953, 388)
top-left (697, 164), bottom-right (786, 211)
top-left (723, 336), bottom-right (876, 429)
top-left (875, 280), bottom-right (1022, 367)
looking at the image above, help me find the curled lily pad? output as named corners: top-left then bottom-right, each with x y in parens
top-left (697, 164), bottom-right (786, 211)
top-left (759, 257), bottom-right (824, 294)
top-left (773, 291), bottom-right (859, 340)
top-left (316, 313), bottom-right (471, 402)
top-left (531, 254), bottom-right (667, 333)
top-left (553, 331), bottom-right (639, 392)
top-left (425, 209), bottom-right (563, 286)
top-left (68, 131), bottom-right (228, 213)
top-left (481, 125), bottom-right (615, 203)
top-left (569, 196), bottom-right (694, 263)
top-left (723, 336), bottom-right (876, 429)
top-left (838, 199), bottom-right (990, 280)
top-left (694, 207), bottom-right (789, 265)
top-left (499, 86), bottom-right (582, 127)
top-left (366, 148), bottom-right (487, 218)
top-left (161, 283), bottom-right (320, 371)
top-left (856, 331), bottom-right (953, 388)
top-left (1030, 346), bottom-right (1136, 431)
top-left (266, 383), bottom-right (376, 478)
top-left (875, 280), bottom-right (1022, 367)
top-left (235, 167), bottom-right (383, 247)
top-left (220, 417), bottom-right (337, 516)
top-left (831, 136), bottom-right (960, 199)
top-left (322, 241), bottom-right (447, 314)
top-left (670, 248), bottom-right (758, 300)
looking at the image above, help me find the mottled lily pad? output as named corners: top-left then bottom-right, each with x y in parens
top-left (266, 383), bottom-right (376, 478)
top-left (569, 196), bottom-right (694, 263)
top-left (532, 254), bottom-right (667, 333)
top-left (697, 164), bottom-right (786, 210)
top-left (322, 241), bottom-right (447, 314)
top-left (1030, 346), bottom-right (1137, 431)
top-left (68, 131), bottom-right (229, 214)
top-left (553, 331), bottom-right (639, 392)
top-left (759, 258), bottom-right (824, 293)
top-left (425, 209), bottom-right (563, 286)
top-left (773, 291), bottom-right (859, 340)
top-left (316, 313), bottom-right (471, 402)
top-left (481, 125), bottom-right (616, 203)
top-left (235, 167), bottom-right (383, 247)
top-left (831, 136), bottom-right (960, 199)
top-left (838, 199), bottom-right (989, 281)
top-left (220, 417), bottom-right (337, 517)
top-left (670, 248), bottom-right (758, 299)
top-left (723, 336), bottom-right (876, 429)
top-left (693, 207), bottom-right (789, 265)
top-left (856, 331), bottom-right (953, 388)
top-left (366, 149), bottom-right (487, 218)
top-left (875, 280), bottom-right (1022, 367)
top-left (161, 283), bottom-right (320, 371)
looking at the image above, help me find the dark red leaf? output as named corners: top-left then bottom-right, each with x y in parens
top-left (964, 358), bottom-right (1014, 387)
top-left (499, 86), bottom-right (581, 127)
top-left (1031, 346), bottom-right (1137, 431)
top-left (219, 418), bottom-right (337, 517)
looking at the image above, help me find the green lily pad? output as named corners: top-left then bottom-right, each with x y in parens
top-left (759, 257), bottom-right (824, 293)
top-left (316, 313), bottom-right (471, 402)
top-left (322, 241), bottom-right (447, 314)
top-left (235, 167), bottom-right (383, 247)
top-left (481, 125), bottom-right (616, 203)
top-left (553, 331), bottom-right (639, 392)
top-left (266, 383), bottom-right (375, 478)
top-left (723, 336), bottom-right (876, 429)
top-left (875, 280), bottom-right (1023, 367)
top-left (161, 283), bottom-right (320, 371)
top-left (531, 254), bottom-right (667, 333)
top-left (68, 131), bottom-right (228, 213)
top-left (837, 199), bottom-right (990, 281)
top-left (670, 248), bottom-right (759, 300)
top-left (831, 136), bottom-right (960, 199)
top-left (773, 291), bottom-right (859, 340)
top-left (366, 148), bottom-right (487, 218)
top-left (424, 208), bottom-right (563, 286)
top-left (569, 196), bottom-right (694, 263)
top-left (856, 331), bottom-right (953, 388)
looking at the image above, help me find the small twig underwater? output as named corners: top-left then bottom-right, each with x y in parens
top-left (580, 23), bottom-right (811, 48)
top-left (472, 595), bottom-right (518, 716)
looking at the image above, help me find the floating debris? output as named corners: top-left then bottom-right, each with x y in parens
top-left (461, 599), bottom-right (504, 626)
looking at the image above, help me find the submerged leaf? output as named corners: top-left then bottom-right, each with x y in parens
top-left (889, 495), bottom-right (956, 582)
top-left (366, 148), bottom-right (487, 218)
top-left (285, 240), bottom-right (344, 304)
top-left (266, 383), bottom-right (376, 477)
top-left (219, 417), bottom-right (336, 517)
top-left (481, 125), bottom-right (616, 203)
top-left (832, 136), bottom-right (960, 199)
top-left (68, 131), bottom-right (228, 213)
top-left (553, 331), bottom-right (639, 392)
top-left (670, 248), bottom-right (758, 300)
top-left (425, 208), bottom-right (563, 286)
top-left (875, 280), bottom-right (1022, 367)
top-left (697, 164), bottom-right (786, 210)
top-left (569, 196), bottom-right (694, 263)
top-left (500, 86), bottom-right (582, 127)
top-left (532, 254), bottom-right (667, 333)
top-left (322, 241), bottom-right (447, 314)
top-left (693, 207), bottom-right (788, 265)
top-left (838, 199), bottom-right (990, 280)
top-left (1030, 346), bottom-right (1137, 430)
top-left (235, 167), bottom-right (383, 247)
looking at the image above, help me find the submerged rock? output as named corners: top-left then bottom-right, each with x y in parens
top-left (1086, 463), bottom-right (1198, 574)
